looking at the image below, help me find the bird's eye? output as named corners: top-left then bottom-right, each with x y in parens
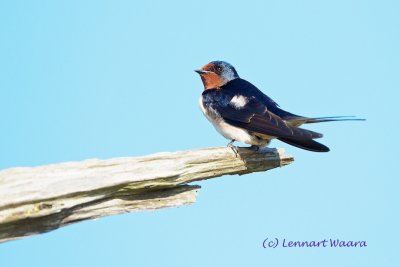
top-left (216, 66), bottom-right (223, 73)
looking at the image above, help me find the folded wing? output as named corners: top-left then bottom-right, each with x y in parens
top-left (209, 93), bottom-right (323, 140)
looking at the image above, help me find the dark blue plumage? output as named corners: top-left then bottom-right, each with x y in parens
top-left (203, 78), bottom-right (300, 120)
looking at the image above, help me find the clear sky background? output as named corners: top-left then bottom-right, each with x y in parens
top-left (0, 0), bottom-right (399, 266)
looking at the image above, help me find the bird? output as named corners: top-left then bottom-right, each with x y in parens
top-left (195, 60), bottom-right (363, 154)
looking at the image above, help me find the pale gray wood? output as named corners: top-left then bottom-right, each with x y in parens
top-left (0, 146), bottom-right (293, 243)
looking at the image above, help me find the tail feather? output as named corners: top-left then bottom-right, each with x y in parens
top-left (277, 116), bottom-right (364, 152)
top-left (303, 116), bottom-right (366, 124)
top-left (286, 116), bottom-right (365, 127)
top-left (278, 137), bottom-right (330, 152)
top-left (311, 115), bottom-right (358, 119)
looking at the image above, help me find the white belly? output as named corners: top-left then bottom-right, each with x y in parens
top-left (199, 96), bottom-right (269, 146)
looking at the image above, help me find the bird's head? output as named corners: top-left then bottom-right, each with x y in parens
top-left (195, 61), bottom-right (239, 90)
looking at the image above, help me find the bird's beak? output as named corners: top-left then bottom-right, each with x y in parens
top-left (195, 69), bottom-right (207, 74)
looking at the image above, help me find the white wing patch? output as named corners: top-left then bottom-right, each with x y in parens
top-left (230, 95), bottom-right (248, 109)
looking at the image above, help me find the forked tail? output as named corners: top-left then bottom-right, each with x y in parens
top-left (279, 116), bottom-right (364, 152)
top-left (301, 116), bottom-right (365, 124)
top-left (286, 116), bottom-right (365, 127)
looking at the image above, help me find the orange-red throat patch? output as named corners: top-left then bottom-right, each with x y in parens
top-left (200, 72), bottom-right (224, 90)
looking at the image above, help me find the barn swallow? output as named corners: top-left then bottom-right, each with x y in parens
top-left (195, 61), bottom-right (363, 153)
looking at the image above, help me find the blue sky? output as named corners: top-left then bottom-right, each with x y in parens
top-left (0, 0), bottom-right (399, 266)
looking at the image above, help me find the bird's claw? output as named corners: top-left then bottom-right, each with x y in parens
top-left (227, 140), bottom-right (238, 157)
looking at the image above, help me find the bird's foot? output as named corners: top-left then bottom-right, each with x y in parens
top-left (227, 140), bottom-right (238, 157)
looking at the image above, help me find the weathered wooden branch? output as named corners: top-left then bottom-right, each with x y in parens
top-left (0, 146), bottom-right (293, 243)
